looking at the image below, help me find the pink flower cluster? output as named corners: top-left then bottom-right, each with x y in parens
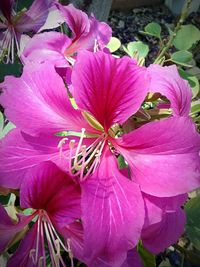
top-left (0, 1), bottom-right (200, 267)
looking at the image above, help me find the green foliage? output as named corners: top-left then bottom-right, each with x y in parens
top-left (123, 41), bottom-right (149, 60)
top-left (106, 37), bottom-right (121, 53)
top-left (179, 69), bottom-right (199, 99)
top-left (137, 242), bottom-right (156, 267)
top-left (170, 51), bottom-right (193, 67)
top-left (0, 112), bottom-right (15, 140)
top-left (0, 62), bottom-right (22, 82)
top-left (185, 196), bottom-right (200, 250)
top-left (117, 155), bottom-right (127, 169)
top-left (190, 101), bottom-right (200, 115)
top-left (173, 25), bottom-right (200, 51)
top-left (141, 22), bottom-right (161, 39)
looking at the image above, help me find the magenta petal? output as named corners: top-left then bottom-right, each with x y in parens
top-left (20, 161), bottom-right (81, 228)
top-left (0, 62), bottom-right (92, 136)
top-left (22, 32), bottom-right (71, 66)
top-left (81, 147), bottom-right (144, 266)
top-left (0, 129), bottom-right (68, 189)
top-left (56, 3), bottom-right (90, 41)
top-left (7, 223), bottom-right (43, 267)
top-left (121, 249), bottom-right (142, 267)
top-left (148, 64), bottom-right (192, 116)
top-left (0, 205), bottom-right (32, 253)
top-left (115, 116), bottom-right (200, 197)
top-left (16, 0), bottom-right (53, 33)
top-left (142, 194), bottom-right (186, 253)
top-left (73, 51), bottom-right (149, 131)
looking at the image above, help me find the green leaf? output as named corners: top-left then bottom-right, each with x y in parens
top-left (141, 22), bottom-right (161, 39)
top-left (0, 111), bottom-right (4, 134)
top-left (0, 121), bottom-right (16, 140)
top-left (0, 62), bottom-right (22, 82)
top-left (179, 69), bottom-right (199, 98)
top-left (185, 196), bottom-right (200, 250)
top-left (106, 37), bottom-right (121, 53)
top-left (190, 100), bottom-right (200, 115)
top-left (170, 51), bottom-right (193, 67)
top-left (124, 41), bottom-right (149, 60)
top-left (173, 24), bottom-right (200, 51)
top-left (137, 242), bottom-right (156, 267)
top-left (117, 155), bottom-right (127, 169)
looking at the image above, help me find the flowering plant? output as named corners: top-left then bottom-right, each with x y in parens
top-left (0, 0), bottom-right (200, 266)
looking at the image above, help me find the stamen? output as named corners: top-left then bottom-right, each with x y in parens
top-left (58, 138), bottom-right (68, 159)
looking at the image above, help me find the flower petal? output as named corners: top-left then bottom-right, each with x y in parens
top-left (0, 0), bottom-right (13, 23)
top-left (81, 147), bottom-right (144, 266)
top-left (115, 117), bottom-right (200, 197)
top-left (0, 129), bottom-right (68, 189)
top-left (121, 249), bottom-right (142, 267)
top-left (56, 3), bottom-right (90, 41)
top-left (16, 0), bottom-right (54, 33)
top-left (20, 161), bottom-right (81, 227)
top-left (0, 62), bottom-right (93, 136)
top-left (22, 31), bottom-right (71, 66)
top-left (0, 205), bottom-right (32, 253)
top-left (73, 51), bottom-right (149, 131)
top-left (142, 194), bottom-right (186, 253)
top-left (38, 4), bottom-right (65, 32)
top-left (148, 64), bottom-right (192, 116)
top-left (7, 223), bottom-right (43, 267)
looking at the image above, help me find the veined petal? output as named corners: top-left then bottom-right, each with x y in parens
top-left (20, 161), bottom-right (81, 227)
top-left (0, 205), bottom-right (33, 253)
top-left (22, 31), bottom-right (71, 66)
top-left (73, 51), bottom-right (149, 131)
top-left (7, 223), bottom-right (43, 267)
top-left (148, 64), bottom-right (192, 116)
top-left (81, 147), bottom-right (144, 266)
top-left (16, 0), bottom-right (54, 33)
top-left (114, 117), bottom-right (200, 197)
top-left (0, 62), bottom-right (93, 136)
top-left (56, 3), bottom-right (90, 41)
top-left (0, 129), bottom-right (68, 189)
top-left (142, 194), bottom-right (186, 253)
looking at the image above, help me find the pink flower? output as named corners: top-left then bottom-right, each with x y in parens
top-left (0, 161), bottom-right (82, 266)
top-left (22, 4), bottom-right (112, 70)
top-left (0, 0), bottom-right (60, 63)
top-left (0, 51), bottom-right (200, 265)
top-left (141, 193), bottom-right (187, 253)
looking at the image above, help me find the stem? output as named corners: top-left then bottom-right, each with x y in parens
top-left (154, 0), bottom-right (193, 63)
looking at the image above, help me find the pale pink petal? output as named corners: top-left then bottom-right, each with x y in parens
top-left (0, 205), bottom-right (33, 253)
top-left (114, 117), bottom-right (200, 197)
top-left (16, 0), bottom-right (54, 33)
top-left (148, 64), bottom-right (192, 116)
top-left (73, 51), bottom-right (149, 131)
top-left (20, 161), bottom-right (81, 228)
top-left (81, 147), bottom-right (144, 266)
top-left (142, 194), bottom-right (186, 253)
top-left (0, 62), bottom-right (94, 136)
top-left (0, 129), bottom-right (69, 189)
top-left (22, 32), bottom-right (71, 66)
top-left (38, 4), bottom-right (65, 32)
